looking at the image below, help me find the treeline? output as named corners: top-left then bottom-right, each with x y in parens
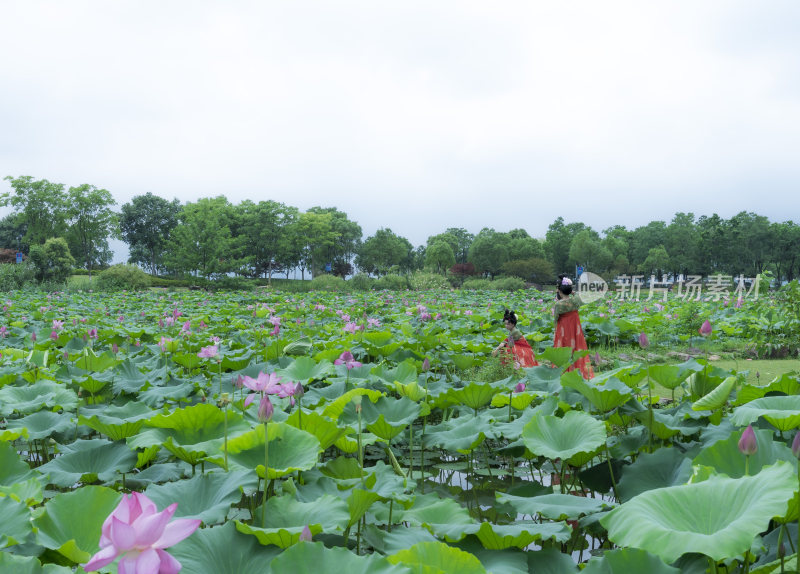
top-left (2, 175), bottom-right (799, 285)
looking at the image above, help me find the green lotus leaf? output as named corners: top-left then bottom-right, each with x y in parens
top-left (582, 548), bottom-right (680, 573)
top-left (322, 388), bottom-right (384, 421)
top-left (38, 439), bottom-right (137, 487)
top-left (561, 370), bottom-right (633, 413)
top-left (168, 521), bottom-right (281, 573)
top-left (78, 401), bottom-right (154, 440)
top-left (0, 380), bottom-right (78, 416)
top-left (617, 447), bottom-right (693, 502)
top-left (365, 461), bottom-right (416, 500)
top-left (522, 410), bottom-right (606, 465)
top-left (447, 382), bottom-right (503, 410)
top-left (347, 488), bottom-right (382, 528)
top-left (1, 476), bottom-right (44, 506)
top-left (693, 428), bottom-right (796, 478)
top-left (601, 462), bottom-right (797, 563)
top-left (423, 416), bottom-right (488, 454)
top-left (735, 373), bottom-right (800, 406)
top-left (526, 547), bottom-right (580, 573)
top-left (633, 405), bottom-right (704, 440)
top-left (271, 541), bottom-right (411, 573)
top-left (537, 346), bottom-right (577, 368)
top-left (145, 469), bottom-right (257, 525)
top-left (0, 495), bottom-right (32, 547)
top-left (213, 421), bottom-right (320, 479)
top-left (125, 462), bottom-right (187, 490)
top-left (749, 552), bottom-right (799, 574)
top-left (692, 376), bottom-right (737, 411)
top-left (491, 391), bottom-right (536, 410)
top-left (474, 520), bottom-right (571, 549)
top-left (497, 492), bottom-right (613, 521)
top-left (362, 523), bottom-right (439, 554)
top-left (647, 364), bottom-right (695, 391)
top-left (285, 409), bottom-right (348, 450)
top-left (33, 485), bottom-right (122, 564)
top-left (394, 380), bottom-right (428, 402)
top-left (388, 541), bottom-right (486, 574)
top-left (0, 427), bottom-right (28, 441)
top-left (0, 553), bottom-right (74, 574)
top-left (256, 493), bottom-right (350, 532)
top-left (449, 353), bottom-right (475, 370)
top-left (400, 492), bottom-right (476, 541)
top-left (277, 356), bottom-right (333, 382)
top-left (0, 440), bottom-right (41, 485)
top-left (7, 410), bottom-right (73, 440)
top-left (138, 380), bottom-right (195, 407)
top-left (172, 351), bottom-right (202, 369)
top-left (235, 520), bottom-right (324, 548)
top-left (73, 348), bottom-right (117, 371)
top-left (363, 397), bottom-right (421, 440)
top-left (109, 358), bottom-right (150, 393)
top-left (731, 396), bottom-right (800, 431)
top-left (524, 365), bottom-right (564, 392)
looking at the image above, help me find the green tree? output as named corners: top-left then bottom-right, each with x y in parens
top-left (638, 245), bottom-right (671, 280)
top-left (602, 225), bottom-right (633, 277)
top-left (771, 221), bottom-right (800, 282)
top-left (64, 184), bottom-right (118, 276)
top-left (501, 258), bottom-right (554, 284)
top-left (356, 228), bottom-right (413, 276)
top-left (664, 212), bottom-right (699, 279)
top-left (295, 211), bottom-right (338, 280)
top-left (119, 193), bottom-right (182, 275)
top-left (0, 213), bottom-right (27, 253)
top-left (544, 217), bottom-right (589, 274)
top-left (630, 221), bottom-right (667, 272)
top-left (568, 229), bottom-right (612, 272)
top-left (234, 200), bottom-right (299, 282)
top-left (425, 240), bottom-right (456, 275)
top-left (165, 197), bottom-right (235, 280)
top-left (443, 228), bottom-right (474, 264)
top-left (306, 207), bottom-right (362, 277)
top-left (696, 214), bottom-right (726, 274)
top-left (1, 176), bottom-right (67, 246)
top-left (28, 237), bottom-right (74, 283)
top-left (506, 229), bottom-right (545, 260)
top-left (468, 228), bottom-right (509, 279)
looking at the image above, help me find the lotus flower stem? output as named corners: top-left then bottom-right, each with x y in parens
top-left (262, 421), bottom-right (269, 527)
top-left (409, 425), bottom-right (414, 481)
top-left (388, 499), bottom-right (394, 533)
top-left (357, 405), bottom-right (364, 485)
top-left (217, 359), bottom-right (222, 398)
top-left (223, 402), bottom-right (229, 471)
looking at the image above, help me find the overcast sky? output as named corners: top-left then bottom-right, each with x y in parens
top-left (2, 1), bottom-right (799, 263)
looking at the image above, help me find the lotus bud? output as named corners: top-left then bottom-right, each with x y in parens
top-left (638, 332), bottom-right (650, 349)
top-left (31, 332), bottom-right (37, 342)
top-left (792, 431), bottom-right (800, 459)
top-left (422, 357), bottom-right (430, 372)
top-left (514, 382), bottom-right (525, 393)
top-left (299, 525), bottom-right (313, 542)
top-left (738, 425), bottom-right (757, 456)
top-left (699, 320), bottom-right (712, 337)
top-left (218, 392), bottom-right (231, 408)
top-left (352, 394), bottom-right (362, 413)
top-left (258, 396), bottom-right (274, 423)
top-left (294, 381), bottom-right (304, 399)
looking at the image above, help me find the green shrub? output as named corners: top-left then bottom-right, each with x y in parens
top-left (492, 276), bottom-right (526, 291)
top-left (462, 278), bottom-right (492, 290)
top-left (96, 264), bottom-right (152, 291)
top-left (72, 268), bottom-right (90, 276)
top-left (0, 261), bottom-right (35, 292)
top-left (373, 274), bottom-right (409, 291)
top-left (213, 276), bottom-right (255, 291)
top-left (409, 271), bottom-right (450, 290)
top-left (350, 273), bottom-right (373, 291)
top-left (310, 274), bottom-right (346, 292)
top-left (28, 238), bottom-right (74, 284)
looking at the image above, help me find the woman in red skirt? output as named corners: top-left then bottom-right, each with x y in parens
top-left (492, 309), bottom-right (539, 368)
top-left (553, 274), bottom-right (594, 379)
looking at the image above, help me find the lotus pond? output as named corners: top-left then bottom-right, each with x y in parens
top-left (1, 287), bottom-right (800, 573)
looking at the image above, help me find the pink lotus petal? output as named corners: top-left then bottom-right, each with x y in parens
top-left (156, 549), bottom-right (183, 574)
top-left (135, 548), bottom-right (161, 574)
top-left (117, 552), bottom-right (140, 574)
top-left (110, 516), bottom-right (138, 551)
top-left (154, 518), bottom-right (202, 549)
top-left (83, 544), bottom-right (119, 571)
top-left (244, 394), bottom-right (256, 408)
top-left (132, 504), bottom-right (176, 547)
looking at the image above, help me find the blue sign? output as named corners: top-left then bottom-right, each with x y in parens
top-left (324, 262), bottom-right (332, 272)
top-left (576, 265), bottom-right (584, 276)
top-left (16, 252), bottom-right (22, 264)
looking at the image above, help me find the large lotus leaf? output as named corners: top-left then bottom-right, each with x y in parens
top-left (73, 348), bottom-right (118, 372)
top-left (363, 397), bottom-right (421, 440)
top-left (0, 553), bottom-right (74, 574)
top-left (272, 541), bottom-right (411, 573)
top-left (493, 396), bottom-right (558, 441)
top-left (731, 396), bottom-right (800, 431)
top-left (109, 358), bottom-right (150, 393)
top-left (285, 409), bottom-right (348, 450)
top-left (491, 391), bottom-right (536, 410)
top-left (388, 541), bottom-right (486, 574)
top-left (145, 469), bottom-right (256, 525)
top-left (362, 524), bottom-right (439, 554)
top-left (138, 380), bottom-right (195, 407)
top-left (617, 447), bottom-right (693, 502)
top-left (1, 476), bottom-right (44, 506)
top-left (38, 440), bottom-right (137, 487)
top-left (127, 403), bottom-right (250, 464)
top-left (7, 410), bottom-right (73, 440)
top-left (168, 521), bottom-right (281, 573)
top-left (582, 548), bottom-right (680, 573)
top-left (235, 520), bottom-right (324, 548)
top-left (394, 380), bottom-right (429, 402)
top-left (524, 365), bottom-right (564, 392)
top-left (560, 370), bottom-right (633, 413)
top-left (537, 346), bottom-right (576, 369)
top-left (261, 493), bottom-right (350, 532)
top-left (526, 547), bottom-right (580, 573)
top-left (365, 461), bottom-right (417, 500)
top-left (400, 493), bottom-right (476, 541)
top-left (347, 488), bottom-right (382, 528)
top-left (371, 362), bottom-right (418, 387)
top-left (633, 405), bottom-right (704, 440)
top-left (0, 495), bottom-right (32, 547)
top-left (213, 422), bottom-right (320, 479)
top-left (647, 364), bottom-right (695, 391)
top-left (735, 373), bottom-right (800, 406)
top-left (692, 376), bottom-right (737, 411)
top-left (322, 388), bottom-right (384, 420)
top-left (447, 382), bottom-right (503, 410)
top-left (474, 520), bottom-right (571, 549)
top-left (522, 410), bottom-right (606, 465)
top-left (0, 380), bottom-right (78, 416)
top-left (277, 356), bottom-right (333, 382)
top-left (496, 492), bottom-right (613, 521)
top-left (33, 485), bottom-right (122, 564)
top-left (0, 440), bottom-right (40, 485)
top-left (423, 416), bottom-right (488, 454)
top-left (601, 462), bottom-right (797, 563)
top-left (125, 462), bottom-right (187, 490)
top-left (693, 428), bottom-right (796, 478)
top-left (78, 401), bottom-right (154, 440)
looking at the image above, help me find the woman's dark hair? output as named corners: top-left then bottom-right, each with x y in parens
top-left (503, 309), bottom-right (517, 326)
top-left (557, 274), bottom-right (573, 295)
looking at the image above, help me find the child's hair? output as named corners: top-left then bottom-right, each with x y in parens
top-left (503, 309), bottom-right (518, 325)
top-left (557, 274), bottom-right (573, 295)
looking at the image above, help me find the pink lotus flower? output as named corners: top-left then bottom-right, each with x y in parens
top-left (699, 320), bottom-right (712, 337)
top-left (31, 332), bottom-right (37, 342)
top-left (299, 525), bottom-right (313, 542)
top-left (258, 395), bottom-right (274, 422)
top-left (738, 425), bottom-right (757, 456)
top-left (792, 431), bottom-right (800, 459)
top-left (196, 345), bottom-right (218, 359)
top-left (52, 319), bottom-right (64, 331)
top-left (734, 298), bottom-right (743, 309)
top-left (50, 331), bottom-right (59, 341)
top-left (334, 351), bottom-right (362, 369)
top-left (88, 328), bottom-right (98, 340)
top-left (638, 332), bottom-right (650, 349)
top-left (422, 357), bottom-right (430, 372)
top-left (242, 371), bottom-right (282, 407)
top-left (83, 491), bottom-right (200, 574)
top-left (514, 382), bottom-right (526, 393)
top-left (0, 326), bottom-right (6, 338)
top-left (343, 322), bottom-right (359, 334)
